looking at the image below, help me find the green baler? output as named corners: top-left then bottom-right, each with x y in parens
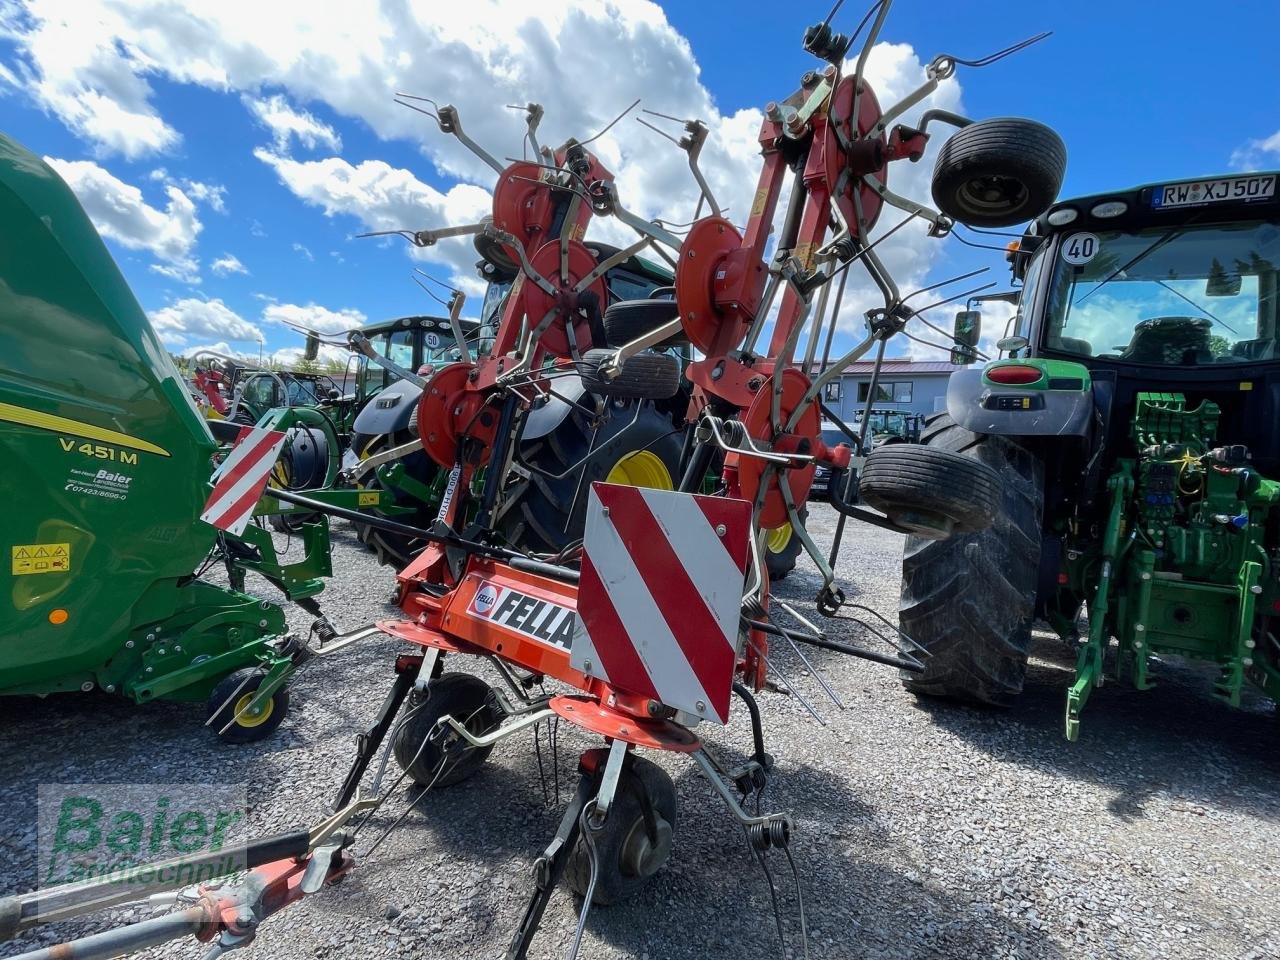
top-left (0, 131), bottom-right (327, 741)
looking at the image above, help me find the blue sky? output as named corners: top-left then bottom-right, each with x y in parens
top-left (1, 0), bottom-right (1277, 365)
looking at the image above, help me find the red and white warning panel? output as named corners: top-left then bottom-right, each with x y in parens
top-left (199, 425), bottom-right (288, 535)
top-left (573, 483), bottom-right (752, 724)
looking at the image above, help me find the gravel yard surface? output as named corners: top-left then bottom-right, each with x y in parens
top-left (2, 507), bottom-right (1278, 960)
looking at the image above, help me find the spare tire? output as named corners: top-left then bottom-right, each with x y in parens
top-left (579, 349), bottom-right (682, 400)
top-left (603, 298), bottom-right (687, 348)
top-left (931, 118), bottom-right (1066, 227)
top-left (859, 444), bottom-right (999, 538)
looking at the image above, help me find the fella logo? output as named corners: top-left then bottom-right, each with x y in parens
top-left (465, 579), bottom-right (575, 651)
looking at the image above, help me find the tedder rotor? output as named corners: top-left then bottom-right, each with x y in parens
top-left (1, 2), bottom-right (1069, 957)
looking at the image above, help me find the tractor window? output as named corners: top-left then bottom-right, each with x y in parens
top-left (361, 332), bottom-right (390, 393)
top-left (608, 269), bottom-right (665, 304)
top-left (481, 281), bottom-right (512, 326)
top-left (387, 329), bottom-right (414, 373)
top-left (1044, 220), bottom-right (1280, 365)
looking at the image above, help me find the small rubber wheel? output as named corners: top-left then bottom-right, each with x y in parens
top-left (859, 444), bottom-right (1000, 538)
top-left (565, 755), bottom-right (677, 905)
top-left (603, 299), bottom-right (687, 348)
top-left (579, 349), bottom-right (682, 400)
top-left (207, 668), bottom-right (289, 744)
top-left (931, 117), bottom-right (1066, 227)
top-left (764, 509), bottom-right (806, 582)
top-left (393, 673), bottom-right (502, 787)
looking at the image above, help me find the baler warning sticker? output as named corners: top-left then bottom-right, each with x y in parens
top-left (12, 543), bottom-right (71, 576)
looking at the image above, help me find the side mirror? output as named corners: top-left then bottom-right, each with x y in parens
top-left (304, 332), bottom-right (320, 362)
top-left (951, 310), bottom-right (981, 365)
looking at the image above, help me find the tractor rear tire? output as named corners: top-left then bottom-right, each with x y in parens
top-left (495, 401), bottom-right (682, 554)
top-left (931, 118), bottom-right (1066, 228)
top-left (898, 413), bottom-right (1043, 706)
top-left (579, 349), bottom-right (682, 401)
top-left (859, 444), bottom-right (1000, 537)
top-left (565, 755), bottom-right (677, 905)
top-left (603, 299), bottom-right (687, 348)
top-left (352, 431), bottom-right (442, 569)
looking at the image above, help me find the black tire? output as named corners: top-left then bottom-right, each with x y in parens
top-left (207, 668), bottom-right (289, 744)
top-left (496, 401), bottom-right (682, 553)
top-left (603, 299), bottom-right (687, 348)
top-left (392, 673), bottom-right (502, 788)
top-left (898, 413), bottom-right (1044, 706)
top-left (565, 755), bottom-right (677, 905)
top-left (267, 426), bottom-right (329, 532)
top-left (352, 431), bottom-right (443, 569)
top-left (579, 349), bottom-right (682, 400)
top-left (764, 509), bottom-right (806, 582)
top-left (931, 118), bottom-right (1066, 228)
top-left (859, 444), bottom-right (1000, 537)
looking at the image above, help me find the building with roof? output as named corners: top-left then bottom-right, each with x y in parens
top-left (814, 359), bottom-right (958, 423)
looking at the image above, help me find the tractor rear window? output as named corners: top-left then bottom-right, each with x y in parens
top-left (1043, 220), bottom-right (1280, 365)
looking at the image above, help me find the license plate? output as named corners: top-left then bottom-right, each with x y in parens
top-left (1151, 175), bottom-right (1275, 209)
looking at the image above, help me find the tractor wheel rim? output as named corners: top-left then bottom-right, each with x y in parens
top-left (765, 522), bottom-right (793, 555)
top-left (233, 691), bottom-right (274, 728)
top-left (605, 451), bottom-right (673, 490)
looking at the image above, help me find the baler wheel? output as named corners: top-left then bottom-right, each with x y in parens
top-left (565, 755), bottom-right (677, 905)
top-left (393, 673), bottom-right (502, 788)
top-left (207, 668), bottom-right (289, 744)
top-left (931, 117), bottom-right (1066, 228)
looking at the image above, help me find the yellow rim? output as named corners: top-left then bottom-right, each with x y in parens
top-left (765, 522), bottom-right (793, 555)
top-left (605, 451), bottom-right (674, 490)
top-left (233, 691), bottom-right (274, 728)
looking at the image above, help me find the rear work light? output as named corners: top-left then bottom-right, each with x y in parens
top-left (987, 364), bottom-right (1044, 385)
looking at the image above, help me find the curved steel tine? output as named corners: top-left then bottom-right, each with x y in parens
top-left (900, 266), bottom-right (990, 304)
top-left (580, 97), bottom-right (641, 146)
top-left (944, 30), bottom-right (1051, 69)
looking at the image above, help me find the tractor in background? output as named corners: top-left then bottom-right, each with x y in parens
top-left (895, 171), bottom-right (1280, 738)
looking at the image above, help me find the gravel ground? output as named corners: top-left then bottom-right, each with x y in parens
top-left (2, 507), bottom-right (1278, 960)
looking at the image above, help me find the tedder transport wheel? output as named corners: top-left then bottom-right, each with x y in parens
top-left (579, 349), bottom-right (682, 401)
top-left (602, 298), bottom-right (688, 348)
top-left (393, 673), bottom-right (503, 788)
top-left (207, 668), bottom-right (289, 744)
top-left (931, 118), bottom-right (1066, 228)
top-left (352, 430), bottom-right (443, 569)
top-left (859, 443), bottom-right (1000, 538)
top-left (496, 400), bottom-right (682, 554)
top-left (764, 510), bottom-right (806, 582)
top-left (565, 754), bottom-right (677, 905)
top-left (897, 413), bottom-right (1044, 706)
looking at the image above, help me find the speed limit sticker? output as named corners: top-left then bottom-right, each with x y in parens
top-left (1061, 232), bottom-right (1099, 265)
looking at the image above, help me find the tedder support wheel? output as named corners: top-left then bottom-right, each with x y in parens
top-left (565, 754), bottom-right (677, 905)
top-left (764, 509), bottom-right (806, 582)
top-left (207, 668), bottom-right (289, 744)
top-left (602, 298), bottom-right (688, 348)
top-left (496, 400), bottom-right (682, 554)
top-left (858, 443), bottom-right (1000, 538)
top-left (898, 413), bottom-right (1044, 706)
top-left (393, 673), bottom-right (502, 788)
top-left (931, 117), bottom-right (1066, 228)
top-left (579, 349), bottom-right (682, 401)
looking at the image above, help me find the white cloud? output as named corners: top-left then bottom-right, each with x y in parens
top-left (244, 93), bottom-right (341, 151)
top-left (150, 297), bottom-right (263, 347)
top-left (45, 155), bottom-right (203, 283)
top-left (291, 241), bottom-right (314, 261)
top-left (261, 301), bottom-right (366, 335)
top-left (210, 253), bottom-right (248, 277)
top-left (1231, 130), bottom-right (1280, 170)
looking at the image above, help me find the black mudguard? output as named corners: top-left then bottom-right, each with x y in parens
top-left (351, 379), bottom-right (421, 437)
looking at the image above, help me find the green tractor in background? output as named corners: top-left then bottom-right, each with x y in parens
top-left (0, 132), bottom-right (357, 741)
top-left (892, 171), bottom-right (1280, 738)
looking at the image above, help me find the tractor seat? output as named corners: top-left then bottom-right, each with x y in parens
top-left (1054, 336), bottom-right (1093, 357)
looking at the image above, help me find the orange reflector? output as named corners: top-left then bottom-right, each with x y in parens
top-left (987, 364), bottom-right (1043, 385)
top-left (48, 608), bottom-right (69, 625)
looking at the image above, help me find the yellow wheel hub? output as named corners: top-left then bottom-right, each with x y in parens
top-left (233, 691), bottom-right (274, 728)
top-left (605, 451), bottom-right (673, 490)
top-left (765, 522), bottom-right (793, 555)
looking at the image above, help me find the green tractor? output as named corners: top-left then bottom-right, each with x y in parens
top-left (888, 171), bottom-right (1280, 738)
top-left (0, 132), bottom-right (351, 741)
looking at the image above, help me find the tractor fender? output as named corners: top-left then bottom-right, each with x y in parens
top-left (946, 365), bottom-right (1093, 437)
top-left (351, 379), bottom-right (421, 437)
top-left (522, 373), bottom-right (589, 440)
